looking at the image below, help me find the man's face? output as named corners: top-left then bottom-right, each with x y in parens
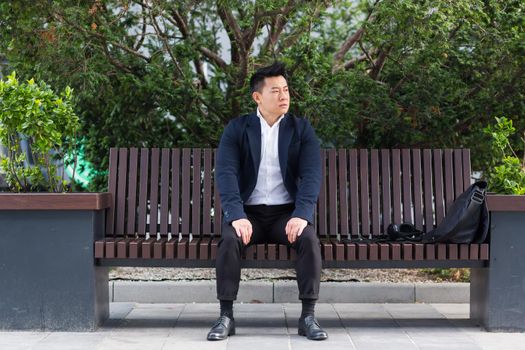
top-left (252, 75), bottom-right (290, 118)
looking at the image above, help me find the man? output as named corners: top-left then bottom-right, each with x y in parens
top-left (207, 62), bottom-right (327, 341)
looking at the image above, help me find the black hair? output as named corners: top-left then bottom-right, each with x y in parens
top-left (249, 61), bottom-right (287, 93)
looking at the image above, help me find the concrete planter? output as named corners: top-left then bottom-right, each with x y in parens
top-left (0, 193), bottom-right (111, 331)
top-left (471, 194), bottom-right (525, 331)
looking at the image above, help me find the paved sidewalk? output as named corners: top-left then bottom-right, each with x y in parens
top-left (2, 303), bottom-right (525, 350)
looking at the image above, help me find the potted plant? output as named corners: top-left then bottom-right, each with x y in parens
top-left (470, 116), bottom-right (525, 331)
top-left (0, 72), bottom-right (110, 331)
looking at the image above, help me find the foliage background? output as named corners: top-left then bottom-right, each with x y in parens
top-left (1, 0), bottom-right (523, 190)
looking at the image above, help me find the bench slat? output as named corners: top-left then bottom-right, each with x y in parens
top-left (360, 149), bottom-right (370, 237)
top-left (444, 149), bottom-right (454, 212)
top-left (338, 149), bottom-right (349, 238)
top-left (171, 149), bottom-right (181, 240)
top-left (149, 149), bottom-right (161, 239)
top-left (433, 149), bottom-right (445, 226)
top-left (105, 148), bottom-right (118, 236)
top-left (126, 148), bottom-right (139, 237)
top-left (412, 149), bottom-right (424, 231)
top-left (402, 149), bottom-right (413, 224)
top-left (381, 149), bottom-right (391, 236)
top-left (159, 149), bottom-right (170, 237)
top-left (328, 149), bottom-right (338, 238)
top-left (181, 149), bottom-right (191, 237)
top-left (203, 149), bottom-right (213, 236)
top-left (392, 149), bottom-right (402, 225)
top-left (116, 148), bottom-right (128, 237)
top-left (137, 149), bottom-right (149, 237)
top-left (423, 149), bottom-right (434, 232)
top-left (370, 150), bottom-right (380, 236)
top-left (349, 149), bottom-right (359, 237)
top-left (192, 149), bottom-right (202, 240)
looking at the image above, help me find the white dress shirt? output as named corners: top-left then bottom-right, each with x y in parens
top-left (245, 109), bottom-right (294, 205)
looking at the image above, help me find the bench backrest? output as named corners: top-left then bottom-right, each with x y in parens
top-left (105, 148), bottom-right (471, 241)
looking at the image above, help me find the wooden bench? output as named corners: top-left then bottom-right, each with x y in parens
top-left (89, 147), bottom-right (525, 332)
top-left (95, 147), bottom-right (488, 267)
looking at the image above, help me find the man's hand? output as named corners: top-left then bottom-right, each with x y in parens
top-left (231, 218), bottom-right (253, 245)
top-left (285, 217), bottom-right (308, 244)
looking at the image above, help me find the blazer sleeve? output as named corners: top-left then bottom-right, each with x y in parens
top-left (216, 121), bottom-right (247, 224)
top-left (292, 119), bottom-right (322, 225)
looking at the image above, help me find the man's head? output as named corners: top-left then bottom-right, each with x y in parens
top-left (250, 62), bottom-right (289, 119)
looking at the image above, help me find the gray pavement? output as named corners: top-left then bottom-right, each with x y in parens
top-left (2, 302), bottom-right (525, 350)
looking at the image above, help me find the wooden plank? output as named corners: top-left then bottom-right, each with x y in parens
top-left (448, 244), bottom-right (458, 260)
top-left (210, 237), bottom-right (220, 260)
top-left (166, 238), bottom-right (177, 259)
top-left (368, 243), bottom-right (379, 261)
top-left (401, 149), bottom-right (413, 224)
top-left (327, 149), bottom-right (338, 237)
top-left (359, 149), bottom-right (370, 237)
top-left (181, 149), bottom-right (191, 237)
top-left (357, 243), bottom-right (367, 260)
top-left (279, 245), bottom-right (288, 261)
top-left (189, 238), bottom-right (199, 259)
top-left (105, 239), bottom-right (118, 259)
top-left (141, 238), bottom-right (155, 259)
top-left (423, 149), bottom-right (434, 232)
top-left (433, 149), bottom-right (445, 225)
top-left (480, 244), bottom-right (489, 260)
top-left (412, 149), bottom-right (423, 231)
top-left (338, 149), bottom-right (349, 238)
top-left (370, 150), bottom-right (380, 236)
top-left (192, 148), bottom-right (202, 240)
top-left (346, 243), bottom-right (357, 261)
top-left (257, 244), bottom-right (266, 260)
top-left (322, 240), bottom-right (333, 261)
top-left (469, 244), bottom-right (479, 260)
top-left (203, 149), bottom-right (213, 236)
top-left (149, 149), bottom-right (160, 238)
top-left (94, 240), bottom-right (105, 258)
top-left (454, 149), bottom-right (464, 197)
top-left (459, 244), bottom-right (469, 260)
top-left (390, 243), bottom-right (401, 260)
top-left (117, 239), bottom-right (130, 258)
top-left (126, 148), bottom-right (139, 237)
top-left (137, 149), bottom-right (149, 237)
top-left (171, 149), bottom-right (181, 240)
top-left (444, 149), bottom-right (454, 212)
top-left (105, 148), bottom-right (119, 236)
top-left (349, 149), bottom-right (359, 238)
top-left (159, 149), bottom-right (170, 238)
top-left (414, 244), bottom-right (424, 260)
top-left (213, 149), bottom-right (222, 237)
top-left (379, 243), bottom-right (390, 260)
top-left (115, 148), bottom-right (128, 236)
top-left (317, 149), bottom-right (327, 237)
top-left (153, 238), bottom-right (167, 259)
top-left (381, 149), bottom-right (392, 234)
top-left (267, 244), bottom-right (277, 260)
top-left (129, 238), bottom-right (144, 258)
top-left (463, 149), bottom-right (472, 190)
top-left (392, 149), bottom-right (402, 224)
top-left (334, 241), bottom-right (345, 261)
top-left (177, 237), bottom-right (188, 259)
top-left (402, 243), bottom-right (413, 261)
top-left (425, 244), bottom-right (436, 260)
top-left (437, 244), bottom-right (447, 260)
top-left (199, 237), bottom-right (212, 260)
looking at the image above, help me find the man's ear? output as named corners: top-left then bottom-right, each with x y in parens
top-left (252, 91), bottom-right (261, 104)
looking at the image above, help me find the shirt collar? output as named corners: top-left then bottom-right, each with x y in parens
top-left (257, 108), bottom-right (285, 128)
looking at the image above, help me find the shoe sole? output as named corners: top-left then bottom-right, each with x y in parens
top-left (298, 328), bottom-right (328, 340)
top-left (207, 327), bottom-right (235, 341)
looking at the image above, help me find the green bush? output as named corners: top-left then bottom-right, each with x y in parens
top-left (0, 71), bottom-right (80, 192)
top-left (483, 117), bottom-right (525, 194)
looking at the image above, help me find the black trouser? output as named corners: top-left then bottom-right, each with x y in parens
top-left (216, 203), bottom-right (321, 301)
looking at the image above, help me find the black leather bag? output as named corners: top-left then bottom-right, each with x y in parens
top-left (421, 181), bottom-right (489, 244)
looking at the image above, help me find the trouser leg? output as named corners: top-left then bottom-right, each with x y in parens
top-left (216, 223), bottom-right (242, 300)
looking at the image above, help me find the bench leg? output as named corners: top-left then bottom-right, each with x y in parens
top-left (0, 210), bottom-right (109, 331)
top-left (470, 211), bottom-right (525, 332)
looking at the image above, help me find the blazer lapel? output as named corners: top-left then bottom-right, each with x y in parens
top-left (278, 114), bottom-right (294, 180)
top-left (246, 112), bottom-right (261, 174)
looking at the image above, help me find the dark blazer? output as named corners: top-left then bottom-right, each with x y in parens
top-left (216, 112), bottom-right (322, 225)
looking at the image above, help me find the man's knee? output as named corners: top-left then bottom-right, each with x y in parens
top-left (297, 226), bottom-right (319, 246)
top-left (218, 225), bottom-right (242, 248)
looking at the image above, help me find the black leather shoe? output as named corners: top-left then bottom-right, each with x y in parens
top-left (298, 315), bottom-right (328, 340)
top-left (207, 315), bottom-right (235, 341)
